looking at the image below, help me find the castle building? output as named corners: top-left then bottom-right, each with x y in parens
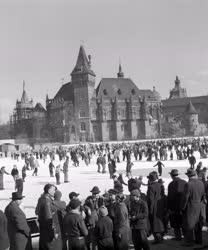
top-left (10, 82), bottom-right (48, 143)
top-left (162, 77), bottom-right (208, 137)
top-left (46, 45), bottom-right (161, 143)
top-left (11, 45), bottom-right (162, 144)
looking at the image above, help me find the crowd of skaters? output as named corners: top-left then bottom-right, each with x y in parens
top-left (1, 137), bottom-right (208, 249)
top-left (1, 165), bottom-right (208, 250)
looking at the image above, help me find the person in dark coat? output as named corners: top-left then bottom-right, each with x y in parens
top-left (180, 169), bottom-right (206, 246)
top-left (63, 156), bottom-right (69, 183)
top-left (84, 186), bottom-right (104, 250)
top-left (0, 209), bottom-right (9, 250)
top-left (153, 160), bottom-right (165, 176)
top-left (15, 174), bottom-right (24, 195)
top-left (129, 189), bottom-right (150, 250)
top-left (0, 167), bottom-right (9, 190)
top-left (167, 169), bottom-right (186, 240)
top-left (11, 165), bottom-right (18, 181)
top-left (4, 192), bottom-right (30, 250)
top-left (35, 183), bottom-right (62, 250)
top-left (95, 206), bottom-right (114, 250)
top-left (54, 190), bottom-right (67, 250)
top-left (114, 193), bottom-right (130, 250)
top-left (22, 165), bottom-right (27, 182)
top-left (49, 160), bottom-right (55, 177)
top-left (147, 171), bottom-right (165, 243)
top-left (188, 153), bottom-right (196, 169)
top-left (63, 199), bottom-right (88, 250)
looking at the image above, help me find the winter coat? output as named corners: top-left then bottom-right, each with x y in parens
top-left (129, 199), bottom-right (148, 231)
top-left (147, 181), bottom-right (165, 233)
top-left (35, 193), bottom-right (62, 250)
top-left (5, 201), bottom-right (30, 250)
top-left (0, 210), bottom-right (9, 250)
top-left (180, 178), bottom-right (205, 230)
top-left (95, 216), bottom-right (114, 250)
top-left (167, 177), bottom-right (186, 228)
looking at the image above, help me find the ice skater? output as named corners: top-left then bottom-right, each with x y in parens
top-left (153, 160), bottom-right (165, 176)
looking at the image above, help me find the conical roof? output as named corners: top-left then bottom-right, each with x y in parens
top-left (117, 63), bottom-right (124, 78)
top-left (34, 103), bottom-right (46, 112)
top-left (71, 45), bottom-right (95, 76)
top-left (185, 100), bottom-right (197, 114)
top-left (21, 81), bottom-right (29, 103)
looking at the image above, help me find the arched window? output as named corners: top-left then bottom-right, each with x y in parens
top-left (80, 122), bottom-right (86, 131)
top-left (71, 125), bottom-right (75, 134)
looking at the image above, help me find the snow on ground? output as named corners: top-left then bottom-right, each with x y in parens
top-left (0, 150), bottom-right (207, 218)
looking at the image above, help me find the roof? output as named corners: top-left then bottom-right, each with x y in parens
top-left (162, 95), bottom-right (208, 107)
top-left (71, 46), bottom-right (95, 76)
top-left (96, 78), bottom-right (159, 101)
top-left (185, 101), bottom-right (198, 114)
top-left (21, 89), bottom-right (29, 103)
top-left (54, 82), bottom-right (74, 102)
top-left (34, 103), bottom-right (46, 112)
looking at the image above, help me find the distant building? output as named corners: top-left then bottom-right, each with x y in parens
top-left (11, 46), bottom-right (162, 143)
top-left (11, 46), bottom-right (208, 143)
top-left (169, 76), bottom-right (187, 99)
top-left (10, 82), bottom-right (49, 143)
top-left (162, 77), bottom-right (208, 137)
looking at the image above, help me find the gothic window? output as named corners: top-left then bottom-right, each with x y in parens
top-left (103, 89), bottom-right (107, 95)
top-left (117, 89), bottom-right (122, 95)
top-left (71, 125), bottom-right (75, 134)
top-left (79, 110), bottom-right (86, 118)
top-left (131, 89), bottom-right (136, 95)
top-left (80, 122), bottom-right (86, 131)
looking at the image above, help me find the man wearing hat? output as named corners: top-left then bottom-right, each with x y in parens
top-left (114, 193), bottom-right (129, 250)
top-left (147, 171), bottom-right (165, 243)
top-left (180, 168), bottom-right (205, 246)
top-left (5, 192), bottom-right (30, 250)
top-left (84, 186), bottom-right (104, 250)
top-left (129, 189), bottom-right (150, 250)
top-left (35, 183), bottom-right (62, 250)
top-left (167, 169), bottom-right (186, 240)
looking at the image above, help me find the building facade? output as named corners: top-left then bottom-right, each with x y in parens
top-left (11, 46), bottom-right (162, 143)
top-left (162, 77), bottom-right (208, 137)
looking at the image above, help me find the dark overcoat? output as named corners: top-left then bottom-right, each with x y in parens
top-left (5, 201), bottom-right (30, 250)
top-left (0, 210), bottom-right (9, 250)
top-left (114, 202), bottom-right (130, 250)
top-left (95, 216), bottom-right (114, 250)
top-left (147, 181), bottom-right (165, 233)
top-left (180, 178), bottom-right (205, 230)
top-left (35, 193), bottom-right (62, 250)
top-left (167, 177), bottom-right (186, 228)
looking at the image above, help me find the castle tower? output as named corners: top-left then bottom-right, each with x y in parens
top-left (117, 62), bottom-right (124, 78)
top-left (185, 100), bottom-right (198, 135)
top-left (71, 45), bottom-right (96, 142)
top-left (169, 76), bottom-right (187, 99)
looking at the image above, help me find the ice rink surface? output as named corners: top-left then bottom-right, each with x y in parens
top-left (0, 150), bottom-right (205, 218)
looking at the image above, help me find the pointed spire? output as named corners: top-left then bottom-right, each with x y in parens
top-left (21, 80), bottom-right (29, 103)
top-left (71, 45), bottom-right (95, 76)
top-left (117, 61), bottom-right (124, 78)
top-left (175, 75), bottom-right (180, 87)
top-left (185, 100), bottom-right (197, 114)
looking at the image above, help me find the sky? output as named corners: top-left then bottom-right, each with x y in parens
top-left (0, 0), bottom-right (208, 123)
